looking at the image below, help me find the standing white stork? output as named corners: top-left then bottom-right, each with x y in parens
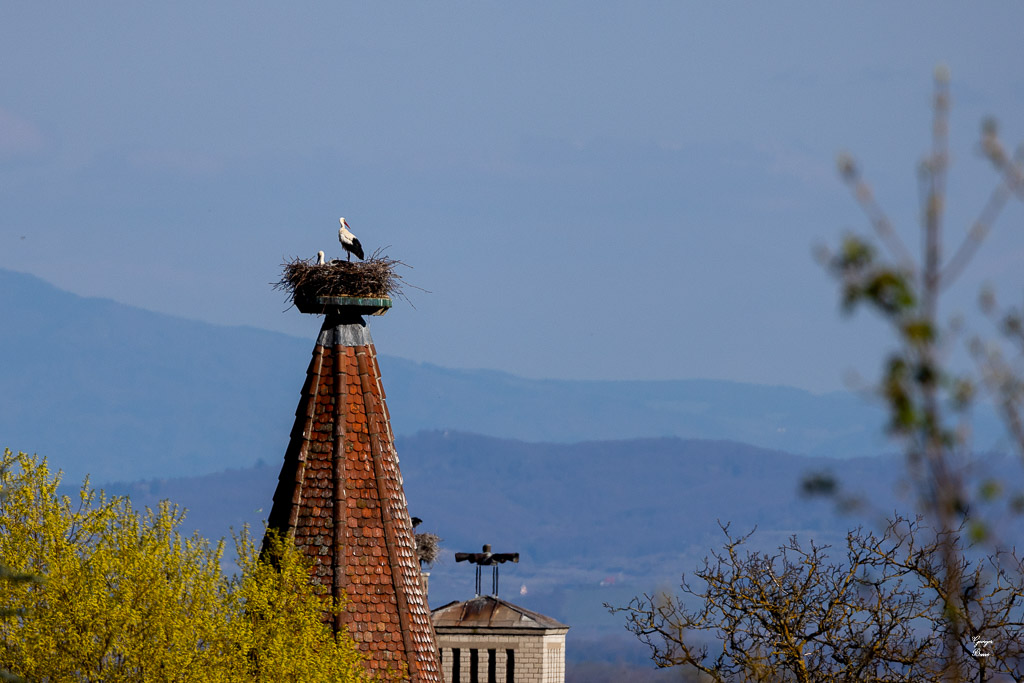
top-left (338, 217), bottom-right (364, 261)
top-left (316, 250), bottom-right (326, 265)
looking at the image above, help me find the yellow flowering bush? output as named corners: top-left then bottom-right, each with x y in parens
top-left (0, 449), bottom-right (375, 682)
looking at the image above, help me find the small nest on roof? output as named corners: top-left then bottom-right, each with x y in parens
top-left (415, 532), bottom-right (442, 568)
top-left (275, 249), bottom-right (407, 302)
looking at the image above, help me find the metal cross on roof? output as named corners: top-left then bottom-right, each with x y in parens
top-left (454, 544), bottom-right (519, 597)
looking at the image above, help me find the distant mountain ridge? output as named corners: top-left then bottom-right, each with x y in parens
top-left (103, 430), bottom-right (1024, 639)
top-left (102, 430), bottom-right (937, 638)
top-left (384, 360), bottom-right (892, 457)
top-left (0, 267), bottom-right (916, 483)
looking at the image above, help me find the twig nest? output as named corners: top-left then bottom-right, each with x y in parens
top-left (415, 532), bottom-right (442, 568)
top-left (276, 250), bottom-right (407, 302)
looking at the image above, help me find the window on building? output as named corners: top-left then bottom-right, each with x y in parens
top-left (487, 648), bottom-right (496, 683)
top-left (506, 648), bottom-right (515, 683)
top-left (452, 648), bottom-right (461, 683)
top-left (470, 648), bottom-right (479, 683)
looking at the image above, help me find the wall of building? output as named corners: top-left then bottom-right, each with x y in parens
top-left (436, 631), bottom-right (566, 683)
top-left (542, 633), bottom-right (564, 683)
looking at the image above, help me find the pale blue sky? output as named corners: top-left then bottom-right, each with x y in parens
top-left (2, 3), bottom-right (1023, 392)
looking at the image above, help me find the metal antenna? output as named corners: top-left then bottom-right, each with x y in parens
top-left (454, 543), bottom-right (520, 597)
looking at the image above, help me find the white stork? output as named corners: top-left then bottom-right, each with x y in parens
top-left (316, 250), bottom-right (326, 265)
top-left (338, 217), bottom-right (364, 261)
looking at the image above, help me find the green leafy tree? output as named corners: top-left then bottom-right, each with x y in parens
top-left (0, 486), bottom-right (37, 683)
top-left (0, 448), bottom-right (377, 682)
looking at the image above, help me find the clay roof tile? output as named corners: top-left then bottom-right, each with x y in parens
top-left (265, 308), bottom-right (442, 682)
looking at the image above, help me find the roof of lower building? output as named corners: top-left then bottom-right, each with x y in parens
top-left (431, 595), bottom-right (569, 631)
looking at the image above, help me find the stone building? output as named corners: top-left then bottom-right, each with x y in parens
top-left (431, 572), bottom-right (569, 683)
top-left (432, 596), bottom-right (569, 683)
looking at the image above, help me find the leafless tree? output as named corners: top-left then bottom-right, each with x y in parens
top-left (610, 516), bottom-right (1024, 682)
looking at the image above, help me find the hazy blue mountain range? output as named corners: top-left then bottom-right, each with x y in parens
top-left (102, 431), bottom-right (923, 634)
top-left (103, 430), bottom-right (1006, 677)
top-left (0, 267), bottom-right (920, 484)
top-left (101, 430), bottom-right (1023, 676)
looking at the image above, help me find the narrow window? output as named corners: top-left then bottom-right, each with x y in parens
top-left (452, 648), bottom-right (461, 683)
top-left (506, 648), bottom-right (515, 683)
top-left (487, 648), bottom-right (496, 683)
top-left (470, 648), bottom-right (479, 683)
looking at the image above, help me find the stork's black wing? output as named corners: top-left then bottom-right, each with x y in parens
top-left (350, 237), bottom-right (364, 260)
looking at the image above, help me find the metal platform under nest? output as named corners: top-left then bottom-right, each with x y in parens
top-left (293, 294), bottom-right (392, 317)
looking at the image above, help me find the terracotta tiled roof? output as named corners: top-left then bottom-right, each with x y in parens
top-left (266, 311), bottom-right (442, 682)
top-left (432, 595), bottom-right (569, 631)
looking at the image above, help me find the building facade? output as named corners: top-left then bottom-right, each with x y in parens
top-left (432, 596), bottom-right (569, 683)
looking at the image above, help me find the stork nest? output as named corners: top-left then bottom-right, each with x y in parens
top-left (275, 249), bottom-right (408, 302)
top-left (415, 532), bottom-right (443, 568)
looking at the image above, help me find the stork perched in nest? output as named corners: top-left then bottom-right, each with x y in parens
top-left (338, 217), bottom-right (364, 261)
